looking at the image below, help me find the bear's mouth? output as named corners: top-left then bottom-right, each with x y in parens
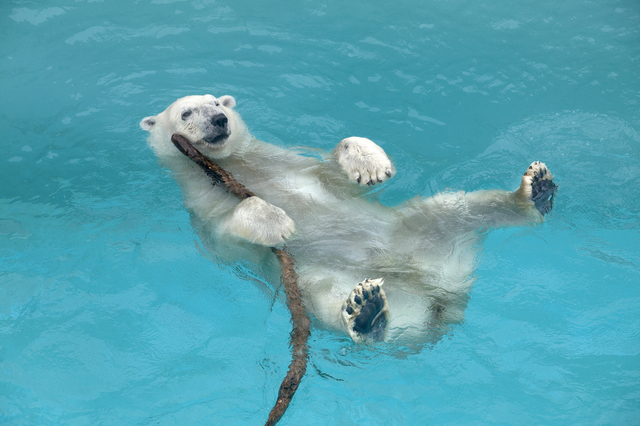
top-left (202, 132), bottom-right (230, 145)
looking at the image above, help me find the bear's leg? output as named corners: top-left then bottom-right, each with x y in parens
top-left (460, 161), bottom-right (557, 228)
top-left (341, 278), bottom-right (390, 343)
top-left (333, 137), bottom-right (395, 186)
top-left (464, 160), bottom-right (557, 227)
top-left (404, 161), bottom-right (557, 233)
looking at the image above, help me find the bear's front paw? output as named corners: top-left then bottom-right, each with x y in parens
top-left (341, 278), bottom-right (389, 344)
top-left (335, 137), bottom-right (395, 186)
top-left (516, 161), bottom-right (558, 215)
top-left (223, 197), bottom-right (295, 246)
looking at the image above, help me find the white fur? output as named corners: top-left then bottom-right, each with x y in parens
top-left (141, 94), bottom-right (550, 344)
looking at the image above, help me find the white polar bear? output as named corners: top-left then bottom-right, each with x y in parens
top-left (140, 94), bottom-right (556, 345)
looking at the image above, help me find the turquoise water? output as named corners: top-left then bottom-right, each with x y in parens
top-left (2, 0), bottom-right (639, 424)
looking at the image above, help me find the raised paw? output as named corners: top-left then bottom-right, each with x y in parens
top-left (517, 161), bottom-right (558, 215)
top-left (341, 278), bottom-right (390, 344)
top-left (334, 137), bottom-right (395, 186)
top-left (222, 196), bottom-right (295, 246)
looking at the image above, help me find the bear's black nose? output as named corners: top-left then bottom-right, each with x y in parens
top-left (211, 113), bottom-right (228, 128)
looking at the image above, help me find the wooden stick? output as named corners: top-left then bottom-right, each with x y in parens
top-left (170, 134), bottom-right (310, 426)
top-left (266, 247), bottom-right (310, 426)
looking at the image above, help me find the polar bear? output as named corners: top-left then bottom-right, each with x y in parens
top-left (140, 94), bottom-right (556, 345)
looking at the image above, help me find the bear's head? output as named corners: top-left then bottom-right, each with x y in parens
top-left (140, 94), bottom-right (247, 159)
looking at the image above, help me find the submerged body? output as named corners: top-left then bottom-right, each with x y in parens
top-left (141, 94), bottom-right (555, 344)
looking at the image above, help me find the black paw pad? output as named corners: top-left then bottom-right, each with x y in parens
top-left (530, 168), bottom-right (557, 215)
top-left (353, 292), bottom-right (387, 341)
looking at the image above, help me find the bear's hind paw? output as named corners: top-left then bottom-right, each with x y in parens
top-left (518, 161), bottom-right (558, 216)
top-left (341, 278), bottom-right (389, 344)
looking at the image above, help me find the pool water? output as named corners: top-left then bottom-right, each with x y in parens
top-left (2, 0), bottom-right (639, 424)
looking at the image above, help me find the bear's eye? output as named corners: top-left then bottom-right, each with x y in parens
top-left (181, 110), bottom-right (192, 121)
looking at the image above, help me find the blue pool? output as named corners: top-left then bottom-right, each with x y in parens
top-left (1, 0), bottom-right (639, 424)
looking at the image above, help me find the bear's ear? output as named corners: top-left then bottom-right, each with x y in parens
top-left (140, 116), bottom-right (157, 131)
top-left (219, 95), bottom-right (236, 109)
